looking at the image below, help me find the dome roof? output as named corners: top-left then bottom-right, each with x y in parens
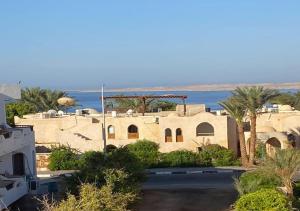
top-left (257, 126), bottom-right (276, 133)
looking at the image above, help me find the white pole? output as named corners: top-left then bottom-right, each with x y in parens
top-left (101, 84), bottom-right (107, 154)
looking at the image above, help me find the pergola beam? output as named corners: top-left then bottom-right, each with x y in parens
top-left (101, 95), bottom-right (188, 116)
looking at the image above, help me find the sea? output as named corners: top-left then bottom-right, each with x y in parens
top-left (67, 89), bottom-right (298, 112)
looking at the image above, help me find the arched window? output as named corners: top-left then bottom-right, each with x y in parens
top-left (196, 122), bottom-right (214, 136)
top-left (13, 153), bottom-right (25, 176)
top-left (108, 125), bottom-right (115, 139)
top-left (128, 124), bottom-right (139, 139)
top-left (165, 128), bottom-right (172, 142)
top-left (176, 128), bottom-right (183, 142)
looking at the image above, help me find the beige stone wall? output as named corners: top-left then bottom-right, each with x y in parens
top-left (16, 111), bottom-right (238, 154)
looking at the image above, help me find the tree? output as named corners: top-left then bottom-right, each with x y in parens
top-left (105, 96), bottom-right (177, 113)
top-left (262, 149), bottom-right (300, 198)
top-left (271, 91), bottom-right (300, 111)
top-left (232, 86), bottom-right (278, 165)
top-left (219, 97), bottom-right (249, 167)
top-left (5, 102), bottom-right (36, 125)
top-left (40, 169), bottom-right (138, 211)
top-left (21, 87), bottom-right (68, 112)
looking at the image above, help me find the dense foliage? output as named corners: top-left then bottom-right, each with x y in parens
top-left (126, 139), bottom-right (160, 168)
top-left (105, 96), bottom-right (177, 113)
top-left (270, 91), bottom-right (300, 110)
top-left (262, 148), bottom-right (300, 198)
top-left (255, 141), bottom-right (267, 161)
top-left (234, 170), bottom-right (281, 195)
top-left (41, 169), bottom-right (138, 211)
top-left (157, 150), bottom-right (212, 167)
top-left (65, 147), bottom-right (144, 194)
top-left (201, 144), bottom-right (237, 166)
top-left (21, 87), bottom-right (69, 112)
top-left (48, 146), bottom-right (80, 171)
top-left (5, 102), bottom-right (36, 125)
top-left (235, 188), bottom-right (291, 211)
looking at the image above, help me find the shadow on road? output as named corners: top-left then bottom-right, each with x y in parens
top-left (135, 188), bottom-right (237, 211)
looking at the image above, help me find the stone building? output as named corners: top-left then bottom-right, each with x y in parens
top-left (15, 105), bottom-right (238, 155)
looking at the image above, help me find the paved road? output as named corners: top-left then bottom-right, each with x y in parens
top-left (143, 172), bottom-right (240, 189)
top-left (136, 172), bottom-right (239, 211)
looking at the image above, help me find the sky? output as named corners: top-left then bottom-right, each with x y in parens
top-left (0, 0), bottom-right (300, 89)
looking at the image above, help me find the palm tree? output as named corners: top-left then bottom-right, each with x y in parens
top-left (232, 86), bottom-right (278, 165)
top-left (219, 97), bottom-right (249, 167)
top-left (21, 87), bottom-right (68, 112)
top-left (262, 149), bottom-right (300, 198)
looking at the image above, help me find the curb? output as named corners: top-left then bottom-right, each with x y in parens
top-left (147, 169), bottom-right (244, 175)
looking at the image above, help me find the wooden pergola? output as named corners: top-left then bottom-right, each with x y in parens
top-left (102, 95), bottom-right (188, 116)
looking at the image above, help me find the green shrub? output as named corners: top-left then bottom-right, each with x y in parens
top-left (127, 139), bottom-right (160, 168)
top-left (43, 169), bottom-right (138, 211)
top-left (202, 144), bottom-right (237, 166)
top-left (106, 147), bottom-right (145, 183)
top-left (255, 141), bottom-right (267, 161)
top-left (5, 102), bottom-right (36, 125)
top-left (78, 151), bottom-right (105, 170)
top-left (159, 150), bottom-right (198, 167)
top-left (235, 188), bottom-right (291, 211)
top-left (48, 146), bottom-right (80, 171)
top-left (196, 151), bottom-right (213, 167)
top-left (235, 170), bottom-right (281, 195)
top-left (67, 147), bottom-right (145, 194)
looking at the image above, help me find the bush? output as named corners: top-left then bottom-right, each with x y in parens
top-left (42, 169), bottom-right (138, 211)
top-left (48, 146), bottom-right (80, 171)
top-left (78, 151), bottom-right (105, 170)
top-left (196, 151), bottom-right (213, 167)
top-left (159, 150), bottom-right (199, 167)
top-left (106, 147), bottom-right (145, 183)
top-left (201, 144), bottom-right (237, 166)
top-left (235, 188), bottom-right (291, 211)
top-left (234, 170), bottom-right (281, 195)
top-left (5, 102), bottom-right (36, 125)
top-left (126, 139), bottom-right (160, 168)
top-left (66, 147), bottom-right (145, 194)
top-left (255, 141), bottom-right (267, 161)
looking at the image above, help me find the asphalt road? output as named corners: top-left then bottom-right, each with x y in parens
top-left (143, 172), bottom-right (239, 189)
top-left (136, 172), bottom-right (239, 211)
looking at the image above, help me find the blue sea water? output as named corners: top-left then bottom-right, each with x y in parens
top-left (67, 89), bottom-right (299, 112)
top-left (67, 91), bottom-right (233, 112)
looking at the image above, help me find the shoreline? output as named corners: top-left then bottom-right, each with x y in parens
top-left (67, 82), bottom-right (300, 93)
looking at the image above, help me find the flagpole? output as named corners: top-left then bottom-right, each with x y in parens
top-left (101, 84), bottom-right (107, 155)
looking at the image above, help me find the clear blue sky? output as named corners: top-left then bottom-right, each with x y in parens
top-left (1, 0), bottom-right (300, 89)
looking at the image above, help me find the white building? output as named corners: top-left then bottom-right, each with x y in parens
top-left (0, 84), bottom-right (37, 209)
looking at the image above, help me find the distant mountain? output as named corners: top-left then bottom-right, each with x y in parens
top-left (107, 82), bottom-right (300, 92)
top-left (70, 82), bottom-right (300, 92)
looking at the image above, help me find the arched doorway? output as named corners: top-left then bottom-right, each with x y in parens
top-left (13, 153), bottom-right (25, 176)
top-left (176, 128), bottom-right (183, 142)
top-left (128, 125), bottom-right (139, 139)
top-left (196, 122), bottom-right (214, 136)
top-left (266, 137), bottom-right (281, 157)
top-left (165, 128), bottom-right (172, 142)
